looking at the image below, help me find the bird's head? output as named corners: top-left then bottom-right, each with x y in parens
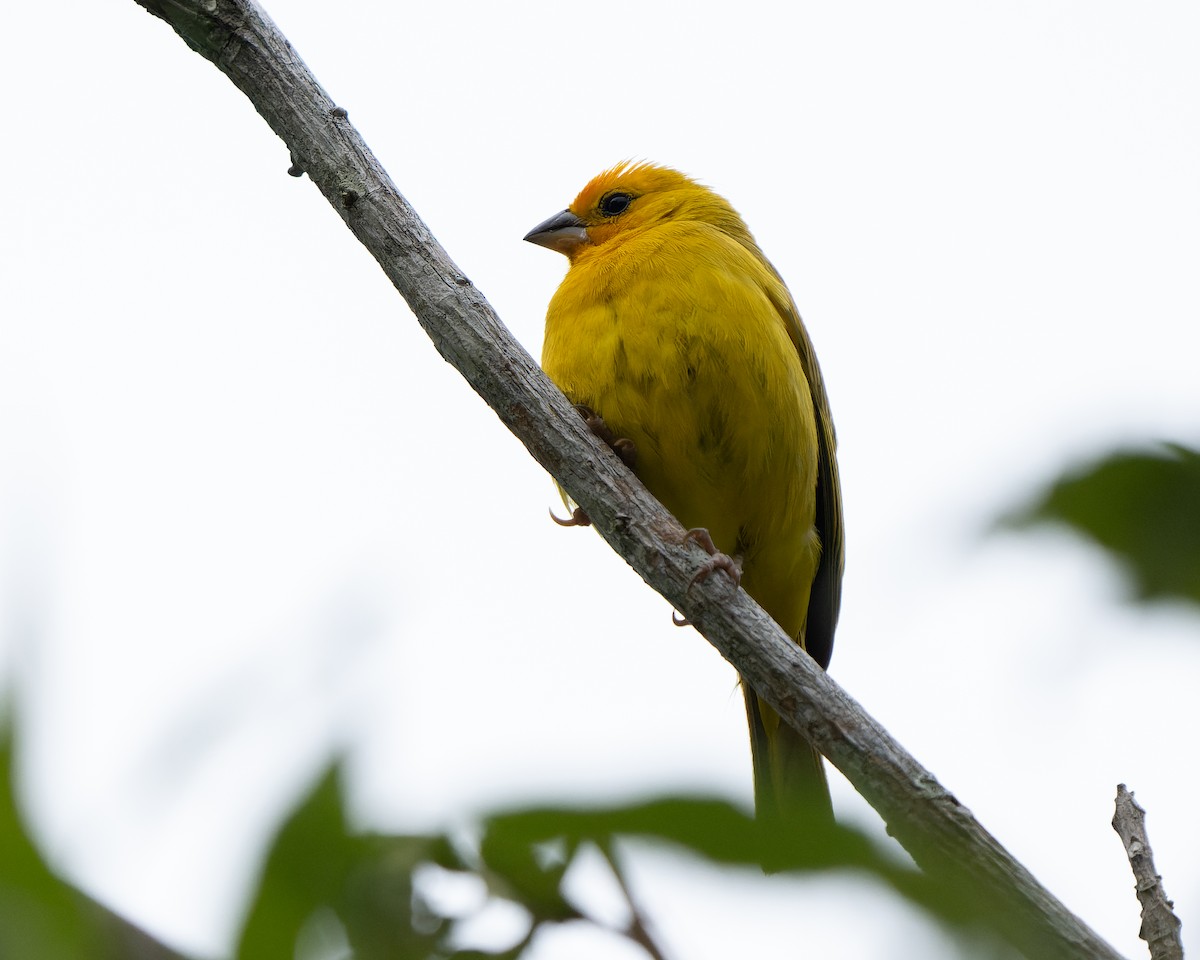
top-left (524, 161), bottom-right (753, 262)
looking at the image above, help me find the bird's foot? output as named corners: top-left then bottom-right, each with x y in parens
top-left (575, 404), bottom-right (637, 469)
top-left (673, 528), bottom-right (743, 627)
top-left (548, 404), bottom-right (635, 528)
top-left (549, 406), bottom-right (636, 529)
top-left (684, 528), bottom-right (743, 590)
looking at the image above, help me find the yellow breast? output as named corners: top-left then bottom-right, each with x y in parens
top-left (542, 220), bottom-right (821, 639)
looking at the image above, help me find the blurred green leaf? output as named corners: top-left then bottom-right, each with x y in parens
top-left (0, 724), bottom-right (90, 960)
top-left (341, 833), bottom-right (460, 960)
top-left (3, 719), bottom-right (1013, 959)
top-left (236, 765), bottom-right (360, 959)
top-left (1003, 443), bottom-right (1200, 605)
top-left (485, 796), bottom-right (850, 872)
top-left (478, 824), bottom-right (579, 925)
top-left (1, 722), bottom-right (192, 960)
top-left (237, 761), bottom-right (470, 960)
top-left (481, 795), bottom-right (1004, 942)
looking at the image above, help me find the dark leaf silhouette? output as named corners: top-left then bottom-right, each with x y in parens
top-left (1004, 443), bottom-right (1200, 606)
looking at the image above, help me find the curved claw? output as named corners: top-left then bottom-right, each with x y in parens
top-left (549, 505), bottom-right (592, 528)
top-left (688, 554), bottom-right (742, 591)
top-left (682, 528), bottom-right (743, 591)
top-left (672, 611), bottom-right (692, 628)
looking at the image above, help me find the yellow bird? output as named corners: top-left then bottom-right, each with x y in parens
top-left (525, 162), bottom-right (843, 824)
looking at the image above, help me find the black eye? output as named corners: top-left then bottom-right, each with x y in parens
top-left (600, 192), bottom-right (633, 217)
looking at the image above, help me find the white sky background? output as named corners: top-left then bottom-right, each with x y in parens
top-left (2, 1), bottom-right (1198, 958)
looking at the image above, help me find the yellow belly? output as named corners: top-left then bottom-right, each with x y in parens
top-left (542, 223), bottom-right (820, 641)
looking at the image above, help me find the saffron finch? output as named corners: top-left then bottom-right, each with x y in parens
top-left (526, 162), bottom-right (843, 824)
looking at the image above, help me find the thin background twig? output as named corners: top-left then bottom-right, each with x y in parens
top-left (1112, 785), bottom-right (1184, 960)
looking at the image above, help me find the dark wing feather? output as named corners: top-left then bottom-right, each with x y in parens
top-left (768, 279), bottom-right (844, 670)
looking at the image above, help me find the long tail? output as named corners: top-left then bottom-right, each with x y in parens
top-left (744, 686), bottom-right (833, 827)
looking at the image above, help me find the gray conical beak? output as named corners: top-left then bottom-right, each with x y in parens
top-left (524, 209), bottom-right (588, 256)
